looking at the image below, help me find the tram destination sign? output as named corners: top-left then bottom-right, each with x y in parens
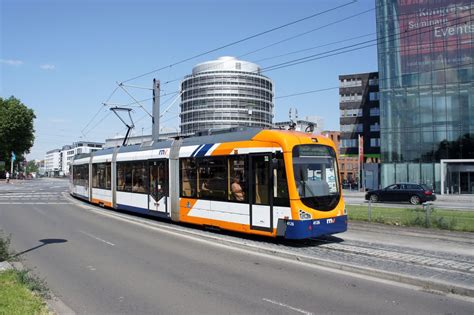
top-left (293, 145), bottom-right (335, 158)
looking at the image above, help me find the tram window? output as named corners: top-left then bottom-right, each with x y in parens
top-left (228, 156), bottom-right (247, 202)
top-left (274, 154), bottom-right (290, 207)
top-left (132, 161), bottom-right (147, 193)
top-left (197, 157), bottom-right (227, 201)
top-left (180, 158), bottom-right (197, 197)
top-left (253, 156), bottom-right (270, 205)
top-left (73, 165), bottom-right (89, 187)
top-left (150, 160), bottom-right (169, 198)
top-left (117, 162), bottom-right (132, 192)
top-left (92, 163), bottom-right (111, 190)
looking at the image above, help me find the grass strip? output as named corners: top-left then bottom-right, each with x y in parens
top-left (0, 269), bottom-right (49, 315)
top-left (348, 205), bottom-right (474, 232)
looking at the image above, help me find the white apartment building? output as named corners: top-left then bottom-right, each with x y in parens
top-left (45, 142), bottom-right (103, 176)
top-left (45, 149), bottom-right (61, 176)
top-left (61, 142), bottom-right (103, 176)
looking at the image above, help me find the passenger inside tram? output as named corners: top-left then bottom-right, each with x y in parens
top-left (133, 178), bottom-right (146, 193)
top-left (231, 175), bottom-right (245, 201)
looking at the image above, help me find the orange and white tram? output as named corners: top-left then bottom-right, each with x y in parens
top-left (70, 128), bottom-right (347, 239)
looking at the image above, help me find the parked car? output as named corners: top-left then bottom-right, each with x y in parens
top-left (365, 183), bottom-right (436, 205)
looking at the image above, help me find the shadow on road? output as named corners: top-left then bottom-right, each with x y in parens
top-left (14, 239), bottom-right (68, 258)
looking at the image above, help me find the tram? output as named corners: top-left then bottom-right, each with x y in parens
top-left (70, 128), bottom-right (347, 239)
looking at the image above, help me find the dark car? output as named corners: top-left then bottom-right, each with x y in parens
top-left (365, 183), bottom-right (436, 205)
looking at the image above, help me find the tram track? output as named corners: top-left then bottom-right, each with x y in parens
top-left (283, 236), bottom-right (474, 273)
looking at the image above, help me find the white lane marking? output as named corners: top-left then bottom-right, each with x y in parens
top-left (262, 298), bottom-right (313, 315)
top-left (87, 265), bottom-right (96, 271)
top-left (79, 230), bottom-right (115, 246)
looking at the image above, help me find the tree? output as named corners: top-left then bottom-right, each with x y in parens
top-left (0, 96), bottom-right (36, 169)
top-left (26, 160), bottom-right (39, 174)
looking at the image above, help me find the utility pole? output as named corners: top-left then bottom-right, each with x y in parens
top-left (152, 79), bottom-right (161, 141)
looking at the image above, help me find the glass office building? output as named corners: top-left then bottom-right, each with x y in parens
top-left (180, 56), bottom-right (273, 135)
top-left (376, 0), bottom-right (474, 193)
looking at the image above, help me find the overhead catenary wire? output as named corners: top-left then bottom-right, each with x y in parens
top-left (275, 60), bottom-right (474, 100)
top-left (155, 5), bottom-right (472, 87)
top-left (106, 61), bottom-right (474, 139)
top-left (103, 13), bottom-right (472, 138)
top-left (162, 11), bottom-right (472, 96)
top-left (120, 0), bottom-right (432, 85)
top-left (239, 7), bottom-right (375, 60)
top-left (76, 1), bottom-right (405, 136)
top-left (82, 3), bottom-right (472, 138)
top-left (119, 1), bottom-right (357, 84)
top-left (261, 11), bottom-right (473, 72)
top-left (254, 32), bottom-right (376, 64)
top-left (81, 85), bottom-right (122, 136)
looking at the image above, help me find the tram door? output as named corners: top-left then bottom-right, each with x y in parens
top-left (148, 160), bottom-right (169, 214)
top-left (249, 154), bottom-right (273, 231)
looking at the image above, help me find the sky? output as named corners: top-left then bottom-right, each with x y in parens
top-left (1, 0), bottom-right (378, 160)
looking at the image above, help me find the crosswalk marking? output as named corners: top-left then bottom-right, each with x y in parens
top-left (0, 190), bottom-right (71, 205)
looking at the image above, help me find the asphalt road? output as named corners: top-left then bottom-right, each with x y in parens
top-left (0, 179), bottom-right (473, 314)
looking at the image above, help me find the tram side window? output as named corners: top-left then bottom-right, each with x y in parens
top-left (117, 161), bottom-right (147, 193)
top-left (117, 162), bottom-right (130, 192)
top-left (228, 156), bottom-right (247, 202)
top-left (73, 165), bottom-right (89, 187)
top-left (197, 157), bottom-right (227, 201)
top-left (132, 161), bottom-right (147, 193)
top-left (92, 163), bottom-right (111, 190)
top-left (274, 153), bottom-right (290, 207)
top-left (180, 158), bottom-right (197, 197)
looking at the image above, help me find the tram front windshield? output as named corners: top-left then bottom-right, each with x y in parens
top-left (293, 145), bottom-right (340, 211)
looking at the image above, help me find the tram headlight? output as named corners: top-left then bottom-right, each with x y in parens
top-left (299, 209), bottom-right (312, 220)
top-left (344, 207), bottom-right (348, 215)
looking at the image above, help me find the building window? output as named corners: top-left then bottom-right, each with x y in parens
top-left (341, 139), bottom-right (358, 148)
top-left (340, 78), bottom-right (362, 88)
top-left (340, 93), bottom-right (363, 103)
top-left (341, 124), bottom-right (363, 133)
top-left (340, 108), bottom-right (363, 117)
top-left (369, 78), bottom-right (378, 86)
top-left (369, 92), bottom-right (379, 101)
top-left (369, 107), bottom-right (380, 116)
top-left (370, 138), bottom-right (380, 147)
top-left (370, 123), bottom-right (380, 132)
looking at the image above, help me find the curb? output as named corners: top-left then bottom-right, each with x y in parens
top-left (64, 193), bottom-right (474, 299)
top-left (0, 261), bottom-right (13, 271)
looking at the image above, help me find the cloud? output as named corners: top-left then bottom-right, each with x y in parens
top-left (40, 64), bottom-right (56, 70)
top-left (0, 59), bottom-right (23, 66)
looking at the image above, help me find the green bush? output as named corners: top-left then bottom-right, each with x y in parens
top-left (0, 230), bottom-right (13, 262)
top-left (15, 269), bottom-right (50, 299)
